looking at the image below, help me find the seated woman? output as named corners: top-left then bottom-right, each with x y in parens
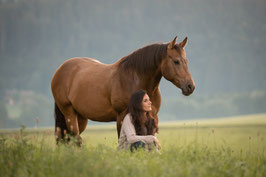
top-left (117, 89), bottom-right (161, 152)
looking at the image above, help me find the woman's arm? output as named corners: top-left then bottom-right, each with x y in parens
top-left (123, 114), bottom-right (155, 144)
top-left (153, 135), bottom-right (161, 150)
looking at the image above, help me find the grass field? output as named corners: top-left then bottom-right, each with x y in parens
top-left (0, 114), bottom-right (266, 177)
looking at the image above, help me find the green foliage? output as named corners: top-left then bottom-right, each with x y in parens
top-left (0, 115), bottom-right (266, 177)
top-left (19, 94), bottom-right (52, 127)
top-left (0, 0), bottom-right (266, 96)
top-left (1, 0), bottom-right (266, 128)
top-left (5, 90), bottom-right (53, 128)
top-left (3, 90), bottom-right (266, 128)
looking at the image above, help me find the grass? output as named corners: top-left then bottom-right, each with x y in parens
top-left (0, 114), bottom-right (266, 177)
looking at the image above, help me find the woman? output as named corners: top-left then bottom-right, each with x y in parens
top-left (117, 90), bottom-right (161, 152)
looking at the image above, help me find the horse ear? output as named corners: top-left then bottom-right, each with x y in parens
top-left (179, 37), bottom-right (188, 48)
top-left (168, 36), bottom-right (177, 49)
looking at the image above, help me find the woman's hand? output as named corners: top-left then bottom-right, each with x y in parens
top-left (153, 136), bottom-right (161, 150)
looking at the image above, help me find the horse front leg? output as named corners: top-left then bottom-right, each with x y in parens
top-left (78, 115), bottom-right (88, 135)
top-left (116, 110), bottom-right (127, 139)
top-left (152, 114), bottom-right (159, 134)
top-left (151, 105), bottom-right (159, 134)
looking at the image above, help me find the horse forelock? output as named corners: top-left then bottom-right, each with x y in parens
top-left (118, 43), bottom-right (168, 74)
top-left (173, 44), bottom-right (182, 53)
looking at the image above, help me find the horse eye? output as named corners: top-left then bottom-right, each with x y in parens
top-left (173, 60), bottom-right (180, 65)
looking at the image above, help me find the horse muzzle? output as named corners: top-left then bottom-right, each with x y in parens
top-left (181, 81), bottom-right (195, 96)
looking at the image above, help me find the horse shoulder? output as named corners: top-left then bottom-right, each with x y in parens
top-left (109, 70), bottom-right (142, 113)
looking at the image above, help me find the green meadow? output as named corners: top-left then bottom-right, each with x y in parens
top-left (0, 114), bottom-right (266, 177)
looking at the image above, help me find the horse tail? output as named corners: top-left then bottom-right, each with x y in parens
top-left (54, 103), bottom-right (69, 144)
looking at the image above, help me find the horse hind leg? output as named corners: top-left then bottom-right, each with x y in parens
top-left (61, 105), bottom-right (82, 146)
top-left (55, 103), bottom-right (70, 144)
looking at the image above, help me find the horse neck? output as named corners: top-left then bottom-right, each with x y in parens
top-left (114, 44), bottom-right (166, 94)
top-left (139, 69), bottom-right (162, 94)
top-left (113, 59), bottom-right (163, 94)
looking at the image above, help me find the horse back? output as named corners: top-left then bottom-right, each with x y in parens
top-left (51, 57), bottom-right (118, 121)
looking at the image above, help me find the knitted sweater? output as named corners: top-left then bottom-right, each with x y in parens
top-left (117, 113), bottom-right (156, 150)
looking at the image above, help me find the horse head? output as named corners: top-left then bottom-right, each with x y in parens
top-left (161, 36), bottom-right (195, 96)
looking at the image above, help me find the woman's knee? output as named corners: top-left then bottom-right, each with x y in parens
top-left (130, 141), bottom-right (145, 152)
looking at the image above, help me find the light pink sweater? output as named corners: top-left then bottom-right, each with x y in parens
top-left (117, 113), bottom-right (156, 150)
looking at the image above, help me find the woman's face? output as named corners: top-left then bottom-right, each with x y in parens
top-left (142, 94), bottom-right (152, 112)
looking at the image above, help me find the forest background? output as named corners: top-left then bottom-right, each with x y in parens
top-left (0, 0), bottom-right (265, 128)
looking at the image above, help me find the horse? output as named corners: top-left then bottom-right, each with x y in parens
top-left (51, 36), bottom-right (195, 145)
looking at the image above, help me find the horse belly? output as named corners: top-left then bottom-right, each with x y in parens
top-left (76, 104), bottom-right (117, 122)
top-left (71, 87), bottom-right (117, 122)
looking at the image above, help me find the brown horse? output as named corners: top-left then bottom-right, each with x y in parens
top-left (51, 36), bottom-right (195, 145)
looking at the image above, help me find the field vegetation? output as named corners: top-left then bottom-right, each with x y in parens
top-left (0, 114), bottom-right (265, 177)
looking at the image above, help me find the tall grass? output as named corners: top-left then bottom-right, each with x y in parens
top-left (0, 114), bottom-right (266, 177)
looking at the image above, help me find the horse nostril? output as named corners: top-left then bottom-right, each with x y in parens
top-left (187, 84), bottom-right (195, 92)
top-left (188, 84), bottom-right (192, 90)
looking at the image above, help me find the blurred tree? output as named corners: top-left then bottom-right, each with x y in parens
top-left (0, 101), bottom-right (8, 128)
top-left (0, 0), bottom-right (266, 127)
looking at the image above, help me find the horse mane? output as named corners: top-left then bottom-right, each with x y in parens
top-left (118, 43), bottom-right (169, 73)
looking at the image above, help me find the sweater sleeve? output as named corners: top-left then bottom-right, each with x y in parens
top-left (123, 114), bottom-right (155, 144)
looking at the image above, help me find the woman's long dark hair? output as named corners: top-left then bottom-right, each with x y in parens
top-left (127, 89), bottom-right (158, 135)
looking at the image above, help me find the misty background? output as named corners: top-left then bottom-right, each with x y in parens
top-left (0, 0), bottom-right (266, 128)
